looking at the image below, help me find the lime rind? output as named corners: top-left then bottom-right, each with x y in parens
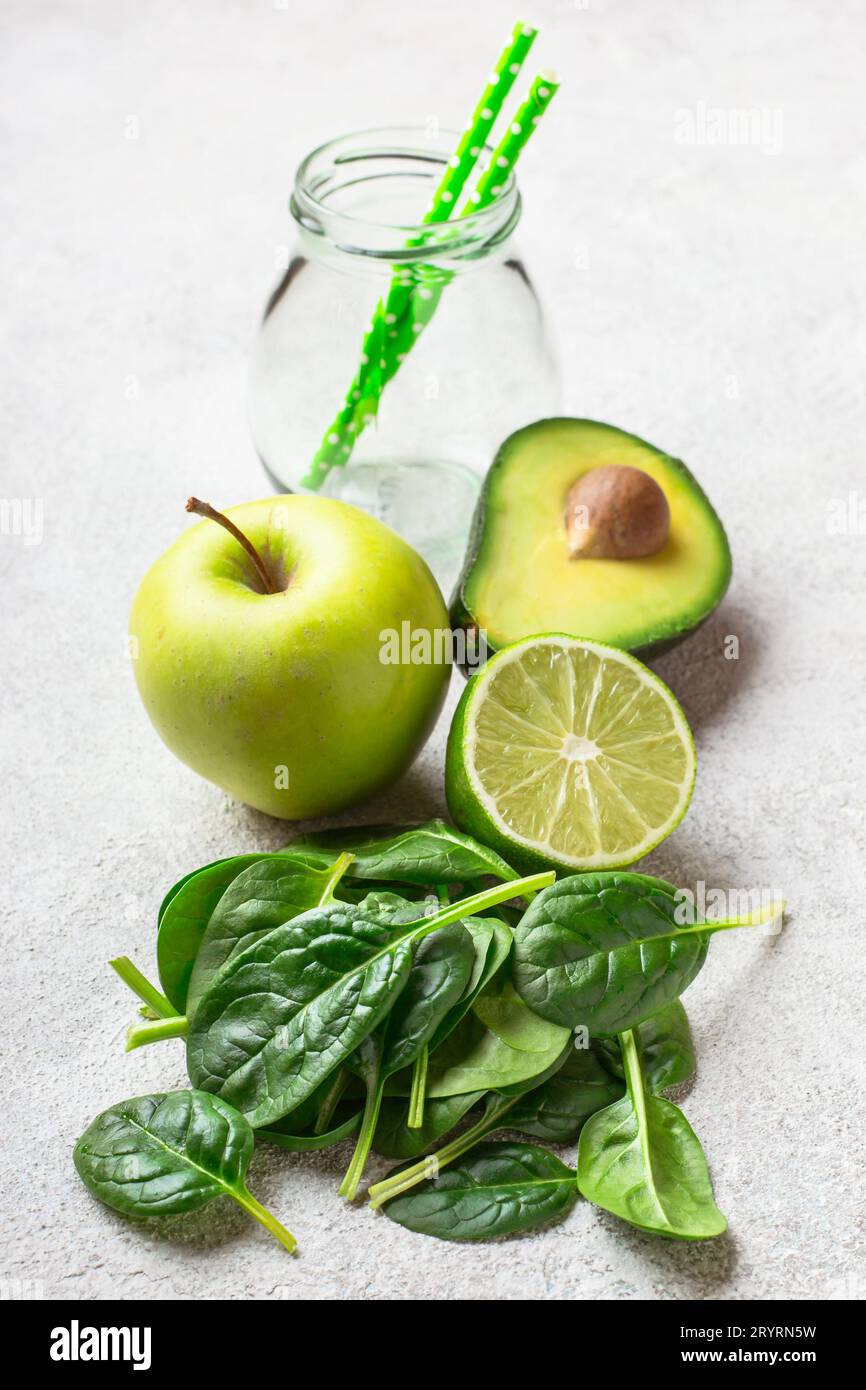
top-left (447, 634), bottom-right (696, 873)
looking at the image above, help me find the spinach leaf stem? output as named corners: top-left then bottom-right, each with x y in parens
top-left (369, 1094), bottom-right (519, 1209)
top-left (109, 956), bottom-right (175, 1019)
top-left (125, 1014), bottom-right (189, 1052)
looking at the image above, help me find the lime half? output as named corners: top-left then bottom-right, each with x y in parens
top-left (446, 635), bottom-right (696, 872)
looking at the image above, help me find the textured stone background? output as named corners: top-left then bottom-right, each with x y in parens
top-left (2, 0), bottom-right (864, 1301)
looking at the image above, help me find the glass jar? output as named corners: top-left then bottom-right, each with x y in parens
top-left (248, 127), bottom-right (559, 585)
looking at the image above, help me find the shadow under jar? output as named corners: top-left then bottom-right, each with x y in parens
top-left (248, 127), bottom-right (559, 586)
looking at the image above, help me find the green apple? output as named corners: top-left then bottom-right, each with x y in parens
top-left (129, 495), bottom-right (450, 818)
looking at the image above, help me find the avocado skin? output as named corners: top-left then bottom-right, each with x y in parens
top-left (450, 418), bottom-right (732, 676)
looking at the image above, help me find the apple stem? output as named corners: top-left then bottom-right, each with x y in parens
top-left (185, 497), bottom-right (279, 594)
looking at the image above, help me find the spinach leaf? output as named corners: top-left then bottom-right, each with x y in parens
top-left (341, 890), bottom-right (440, 1140)
top-left (187, 902), bottom-right (414, 1127)
top-left (157, 858), bottom-right (233, 930)
top-left (336, 908), bottom-right (505, 1130)
top-left (187, 873), bottom-right (552, 1129)
top-left (73, 1090), bottom-right (297, 1252)
top-left (355, 890), bottom-right (439, 925)
top-left (185, 854), bottom-right (351, 1016)
top-left (427, 916), bottom-right (512, 1054)
top-left (339, 923), bottom-right (475, 1198)
top-left (507, 1046), bottom-right (625, 1142)
top-left (156, 853), bottom-right (291, 1012)
top-left (513, 872), bottom-right (734, 1034)
top-left (405, 902), bottom-right (475, 1129)
top-left (576, 1028), bottom-right (726, 1239)
top-left (405, 913), bottom-right (512, 1127)
top-left (282, 820), bottom-right (519, 886)
top-left (594, 1001), bottom-right (696, 1094)
top-left (336, 883), bottom-right (431, 907)
top-left (377, 925), bottom-right (476, 1080)
top-left (423, 978), bottom-right (571, 1098)
top-left (383, 1142), bottom-right (578, 1242)
top-left (374, 1091), bottom-right (486, 1161)
top-left (254, 1070), bottom-right (345, 1137)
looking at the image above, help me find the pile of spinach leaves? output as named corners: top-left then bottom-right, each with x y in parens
top-left (75, 821), bottom-right (777, 1251)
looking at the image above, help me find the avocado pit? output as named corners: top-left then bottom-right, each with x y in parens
top-left (565, 464), bottom-right (671, 560)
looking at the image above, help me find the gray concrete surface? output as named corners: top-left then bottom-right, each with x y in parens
top-left (2, 0), bottom-right (864, 1301)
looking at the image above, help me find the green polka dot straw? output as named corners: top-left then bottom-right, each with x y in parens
top-left (365, 69), bottom-right (561, 406)
top-left (423, 21), bottom-right (538, 226)
top-left (464, 71), bottom-right (560, 212)
top-left (302, 21), bottom-right (539, 487)
top-left (301, 31), bottom-right (559, 489)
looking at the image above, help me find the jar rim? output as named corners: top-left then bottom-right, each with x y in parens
top-left (291, 126), bottom-right (521, 261)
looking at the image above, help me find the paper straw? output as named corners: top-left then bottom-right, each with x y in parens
top-left (302, 22), bottom-right (540, 488)
top-left (366, 71), bottom-right (560, 402)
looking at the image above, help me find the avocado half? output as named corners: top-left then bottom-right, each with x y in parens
top-left (451, 418), bottom-right (732, 662)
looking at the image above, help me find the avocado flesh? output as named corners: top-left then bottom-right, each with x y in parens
top-left (453, 419), bottom-right (732, 657)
